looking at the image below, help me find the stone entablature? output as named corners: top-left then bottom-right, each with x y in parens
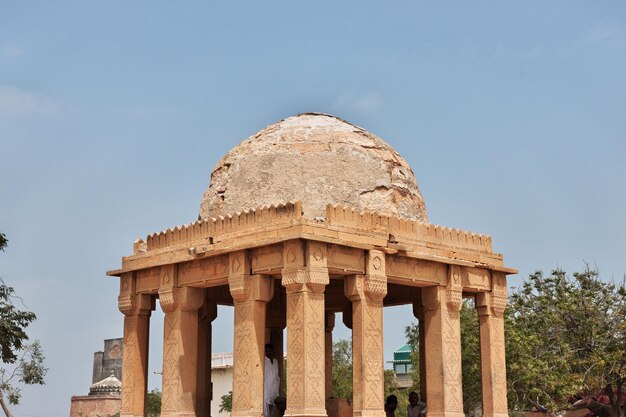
top-left (108, 202), bottom-right (514, 300)
top-left (144, 202), bottom-right (492, 255)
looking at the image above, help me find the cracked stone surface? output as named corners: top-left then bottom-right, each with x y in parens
top-left (200, 113), bottom-right (428, 222)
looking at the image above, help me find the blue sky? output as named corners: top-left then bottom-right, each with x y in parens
top-left (1, 2), bottom-right (625, 416)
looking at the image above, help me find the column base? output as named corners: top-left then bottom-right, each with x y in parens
top-left (161, 413), bottom-right (199, 417)
top-left (284, 409), bottom-right (328, 417)
top-left (483, 413), bottom-right (509, 417)
top-left (425, 413), bottom-right (465, 417)
top-left (232, 410), bottom-right (263, 417)
top-left (352, 410), bottom-right (385, 417)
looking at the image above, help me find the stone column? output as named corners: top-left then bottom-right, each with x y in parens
top-left (282, 240), bottom-right (329, 417)
top-left (476, 272), bottom-right (509, 417)
top-left (324, 312), bottom-right (335, 399)
top-left (159, 265), bottom-right (206, 417)
top-left (412, 300), bottom-right (427, 402)
top-left (229, 251), bottom-right (274, 417)
top-left (198, 299), bottom-right (218, 417)
top-left (267, 285), bottom-right (286, 396)
top-left (119, 272), bottom-right (154, 417)
top-left (421, 265), bottom-right (464, 417)
top-left (345, 250), bottom-right (387, 417)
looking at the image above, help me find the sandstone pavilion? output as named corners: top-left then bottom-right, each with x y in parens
top-left (108, 113), bottom-right (516, 417)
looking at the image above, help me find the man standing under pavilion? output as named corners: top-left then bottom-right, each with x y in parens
top-left (264, 343), bottom-right (280, 417)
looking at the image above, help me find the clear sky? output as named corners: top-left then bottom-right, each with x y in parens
top-left (1, 2), bottom-right (625, 416)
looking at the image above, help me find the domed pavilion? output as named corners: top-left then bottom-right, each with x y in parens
top-left (108, 113), bottom-right (515, 417)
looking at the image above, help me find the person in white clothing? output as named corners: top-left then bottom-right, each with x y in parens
top-left (264, 343), bottom-right (280, 417)
top-left (407, 391), bottom-right (427, 417)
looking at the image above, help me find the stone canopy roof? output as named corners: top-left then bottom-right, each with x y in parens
top-left (89, 374), bottom-right (121, 396)
top-left (200, 113), bottom-right (427, 223)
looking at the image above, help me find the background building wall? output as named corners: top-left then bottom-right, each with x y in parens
top-left (211, 352), bottom-right (234, 417)
top-left (92, 338), bottom-right (123, 383)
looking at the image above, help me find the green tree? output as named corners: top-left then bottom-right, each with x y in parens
top-left (0, 233), bottom-right (47, 417)
top-left (0, 340), bottom-right (46, 417)
top-left (331, 338), bottom-right (353, 399)
top-left (384, 369), bottom-right (408, 417)
top-left (460, 300), bottom-right (481, 415)
top-left (404, 322), bottom-right (420, 393)
top-left (147, 389), bottom-right (162, 417)
top-left (220, 391), bottom-right (232, 413)
top-left (506, 268), bottom-right (625, 417)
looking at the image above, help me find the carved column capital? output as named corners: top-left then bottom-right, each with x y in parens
top-left (344, 250), bottom-right (388, 301)
top-left (476, 272), bottom-right (507, 317)
top-left (476, 292), bottom-right (507, 318)
top-left (282, 265), bottom-right (329, 293)
top-left (118, 293), bottom-right (154, 316)
top-left (281, 240), bottom-right (329, 293)
top-left (366, 250), bottom-right (387, 300)
top-left (158, 286), bottom-right (204, 313)
top-left (229, 273), bottom-right (274, 303)
top-left (491, 272), bottom-right (507, 317)
top-left (118, 272), bottom-right (154, 316)
top-left (228, 250), bottom-right (274, 303)
top-left (446, 265), bottom-right (463, 312)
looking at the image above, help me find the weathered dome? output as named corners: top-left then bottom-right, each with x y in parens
top-left (200, 113), bottom-right (427, 222)
top-left (89, 373), bottom-right (121, 396)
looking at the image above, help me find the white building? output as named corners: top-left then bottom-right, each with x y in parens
top-left (211, 352), bottom-right (234, 417)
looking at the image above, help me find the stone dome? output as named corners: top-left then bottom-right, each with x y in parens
top-left (89, 373), bottom-right (121, 396)
top-left (200, 113), bottom-right (427, 222)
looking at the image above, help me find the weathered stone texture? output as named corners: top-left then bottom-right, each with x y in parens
top-left (200, 113), bottom-right (427, 222)
top-left (70, 395), bottom-right (120, 417)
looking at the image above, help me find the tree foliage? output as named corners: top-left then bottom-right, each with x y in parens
top-left (220, 391), bottom-right (232, 413)
top-left (147, 389), bottom-right (162, 417)
top-left (0, 233), bottom-right (47, 417)
top-left (331, 338), bottom-right (353, 399)
top-left (401, 268), bottom-right (625, 417)
top-left (0, 233), bottom-right (7, 252)
top-left (506, 268), bottom-right (625, 417)
top-left (460, 300), bottom-right (482, 415)
top-left (0, 341), bottom-right (46, 417)
top-left (0, 282), bottom-right (36, 365)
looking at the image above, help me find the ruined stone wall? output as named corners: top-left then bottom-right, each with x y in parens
top-left (92, 338), bottom-right (123, 383)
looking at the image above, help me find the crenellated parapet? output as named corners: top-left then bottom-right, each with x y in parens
top-left (146, 201), bottom-right (302, 251)
top-left (141, 201), bottom-right (491, 255)
top-left (110, 201), bottom-right (513, 279)
top-left (325, 204), bottom-right (492, 253)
